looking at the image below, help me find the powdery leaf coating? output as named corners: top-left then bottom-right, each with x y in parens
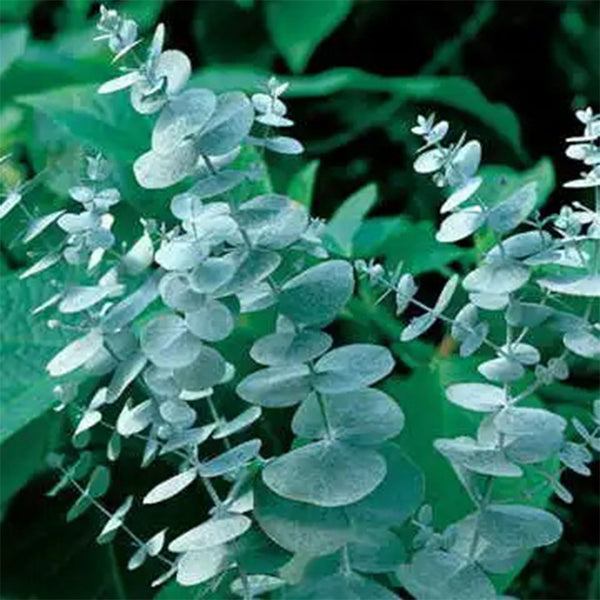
top-left (185, 299), bottom-right (234, 341)
top-left (279, 260), bottom-right (354, 326)
top-left (436, 207), bottom-right (485, 243)
top-left (176, 545), bottom-right (231, 586)
top-left (478, 357), bottom-right (525, 383)
top-left (190, 256), bottom-right (237, 293)
top-left (463, 259), bottom-right (530, 295)
top-left (140, 313), bottom-right (201, 369)
top-left (494, 407), bottom-right (566, 463)
top-left (168, 514), bottom-right (252, 552)
top-left (414, 148), bottom-right (445, 173)
top-left (237, 194), bottom-right (309, 249)
top-left (101, 272), bottom-right (161, 332)
top-left (434, 437), bottom-right (522, 477)
top-left (213, 406), bottom-right (262, 439)
top-left (197, 439), bottom-right (261, 477)
top-left (313, 344), bottom-right (395, 393)
top-left (292, 389), bottom-right (404, 445)
top-left (230, 575), bottom-right (285, 598)
top-left (479, 504), bottom-right (563, 549)
top-left (398, 550), bottom-right (496, 600)
top-left (116, 399), bottom-right (153, 437)
top-left (172, 346), bottom-right (227, 391)
top-left (486, 230), bottom-right (552, 261)
top-left (106, 352), bottom-right (147, 403)
top-left (346, 443), bottom-right (424, 528)
top-left (291, 572), bottom-right (400, 600)
top-left (134, 140), bottom-right (198, 189)
top-left (159, 273), bottom-right (204, 312)
top-left (58, 285), bottom-right (118, 314)
top-left (253, 479), bottom-right (351, 555)
top-left (97, 495), bottom-right (133, 542)
top-left (250, 329), bottom-right (333, 366)
top-left (155, 236), bottom-right (209, 271)
top-left (154, 49), bottom-right (191, 95)
top-left (194, 91), bottom-right (254, 156)
top-left (448, 140), bottom-right (482, 184)
top-left (143, 468), bottom-right (197, 504)
top-left (487, 182), bottom-right (538, 234)
top-left (563, 327), bottom-right (600, 359)
top-left (47, 328), bottom-right (104, 376)
top-left (236, 364), bottom-right (312, 407)
top-left (348, 529), bottom-right (406, 574)
top-left (214, 249), bottom-right (281, 296)
top-left (152, 88), bottom-right (217, 152)
top-left (441, 176), bottom-right (482, 213)
top-left (537, 274), bottom-right (600, 297)
top-left (264, 136), bottom-right (304, 154)
top-left (445, 383), bottom-right (507, 412)
top-left (400, 313), bottom-right (436, 342)
top-left (21, 210), bottom-right (66, 243)
top-left (262, 440), bottom-right (386, 507)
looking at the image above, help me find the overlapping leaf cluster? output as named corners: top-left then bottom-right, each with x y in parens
top-left (360, 109), bottom-right (600, 598)
top-left (6, 7), bottom-right (427, 599)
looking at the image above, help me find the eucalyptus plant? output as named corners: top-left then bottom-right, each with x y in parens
top-left (2, 5), bottom-right (598, 600)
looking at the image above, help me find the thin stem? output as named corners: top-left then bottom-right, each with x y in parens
top-left (62, 469), bottom-right (174, 567)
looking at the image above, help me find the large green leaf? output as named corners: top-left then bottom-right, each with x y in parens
top-left (0, 24), bottom-right (29, 78)
top-left (190, 67), bottom-right (523, 154)
top-left (17, 83), bottom-right (148, 163)
top-left (264, 0), bottom-right (353, 73)
top-left (0, 268), bottom-right (83, 442)
top-left (354, 216), bottom-right (469, 275)
top-left (326, 183), bottom-right (378, 257)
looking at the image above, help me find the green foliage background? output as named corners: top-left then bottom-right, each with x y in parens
top-left (0, 1), bottom-right (598, 599)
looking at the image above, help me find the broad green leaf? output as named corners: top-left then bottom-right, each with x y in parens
top-left (262, 440), bottom-right (386, 507)
top-left (0, 25), bottom-right (29, 77)
top-left (279, 260), bottom-right (354, 326)
top-left (326, 183), bottom-right (377, 257)
top-left (354, 216), bottom-right (467, 276)
top-left (292, 389), bottom-right (404, 445)
top-left (265, 0), bottom-right (352, 72)
top-left (18, 83), bottom-right (148, 163)
top-left (190, 67), bottom-right (524, 154)
top-left (287, 160), bottom-right (320, 210)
